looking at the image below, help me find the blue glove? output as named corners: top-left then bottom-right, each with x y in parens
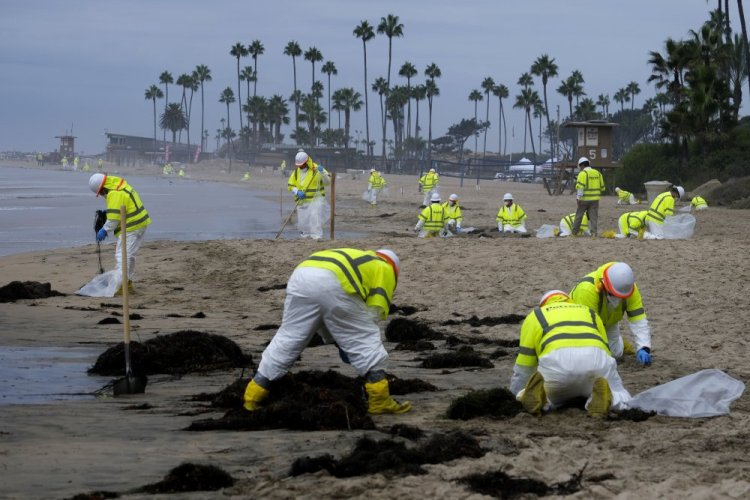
top-left (295, 190), bottom-right (305, 201)
top-left (96, 227), bottom-right (107, 242)
top-left (636, 348), bottom-right (652, 366)
top-left (338, 347), bottom-right (351, 365)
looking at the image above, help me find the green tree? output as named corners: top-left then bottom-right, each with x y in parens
top-left (230, 42), bottom-right (248, 131)
top-left (284, 41), bottom-right (303, 131)
top-left (372, 77), bottom-right (389, 162)
top-left (353, 21), bottom-right (376, 155)
top-left (530, 54), bottom-right (558, 157)
top-left (557, 75), bottom-right (583, 118)
top-left (480, 77), bottom-right (495, 159)
top-left (468, 89), bottom-right (483, 154)
top-left (444, 118), bottom-right (486, 163)
top-left (514, 87), bottom-right (540, 157)
top-left (248, 39), bottom-right (264, 97)
top-left (240, 66), bottom-right (255, 117)
top-left (493, 84), bottom-right (509, 156)
top-left (334, 87), bottom-right (363, 148)
top-left (159, 71), bottom-right (173, 144)
top-left (613, 88), bottom-right (630, 114)
top-left (299, 93), bottom-right (326, 145)
top-left (194, 64), bottom-right (212, 152)
top-left (321, 60), bottom-right (338, 129)
top-left (425, 63), bottom-right (442, 158)
top-left (399, 61), bottom-right (418, 139)
top-left (304, 46), bottom-right (323, 93)
top-left (627, 81), bottom-right (641, 110)
top-left (596, 93), bottom-right (610, 118)
top-left (160, 103), bottom-right (187, 145)
top-left (378, 14), bottom-right (404, 161)
top-left (412, 84), bottom-right (426, 139)
top-left (144, 84), bottom-right (164, 153)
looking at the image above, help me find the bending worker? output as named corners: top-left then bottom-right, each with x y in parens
top-left (415, 192), bottom-right (446, 238)
top-left (367, 168), bottom-right (387, 206)
top-left (616, 210), bottom-right (648, 239)
top-left (288, 150), bottom-right (331, 239)
top-left (496, 193), bottom-right (527, 233)
top-left (691, 195), bottom-right (708, 211)
top-left (510, 290), bottom-right (631, 417)
top-left (442, 193), bottom-right (463, 235)
top-left (88, 173), bottom-right (151, 292)
top-left (644, 185), bottom-right (684, 239)
top-left (559, 212), bottom-right (590, 237)
top-left (615, 187), bottom-right (637, 205)
top-left (418, 168), bottom-right (440, 206)
top-left (572, 157), bottom-right (605, 237)
top-left (243, 248), bottom-right (411, 415)
top-left (569, 262), bottom-right (653, 366)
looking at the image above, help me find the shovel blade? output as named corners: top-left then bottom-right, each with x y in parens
top-left (113, 373), bottom-right (148, 396)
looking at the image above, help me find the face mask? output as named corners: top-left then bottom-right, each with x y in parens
top-left (606, 294), bottom-right (621, 309)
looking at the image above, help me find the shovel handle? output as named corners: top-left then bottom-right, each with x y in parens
top-left (120, 206), bottom-right (131, 350)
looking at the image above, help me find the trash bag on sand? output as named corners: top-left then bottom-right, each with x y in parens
top-left (362, 190), bottom-right (375, 203)
top-left (535, 224), bottom-right (557, 239)
top-left (662, 213), bottom-right (696, 239)
top-left (626, 369), bottom-right (745, 417)
top-left (298, 196), bottom-right (330, 233)
top-left (75, 270), bottom-right (121, 297)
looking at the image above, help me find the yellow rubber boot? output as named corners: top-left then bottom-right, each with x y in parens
top-left (243, 379), bottom-right (269, 411)
top-left (520, 371), bottom-right (546, 416)
top-left (365, 379), bottom-right (411, 414)
top-left (588, 377), bottom-right (612, 418)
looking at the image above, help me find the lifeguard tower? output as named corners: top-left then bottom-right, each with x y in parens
top-left (545, 120), bottom-right (618, 195)
top-left (55, 134), bottom-right (76, 159)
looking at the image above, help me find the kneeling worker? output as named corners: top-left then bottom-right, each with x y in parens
top-left (559, 212), bottom-right (590, 237)
top-left (415, 192), bottom-right (446, 238)
top-left (243, 248), bottom-right (411, 415)
top-left (510, 290), bottom-right (631, 417)
top-left (442, 193), bottom-right (463, 235)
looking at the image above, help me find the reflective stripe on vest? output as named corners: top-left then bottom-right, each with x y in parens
top-left (532, 305), bottom-right (609, 353)
top-left (647, 192), bottom-right (673, 223)
top-left (419, 204), bottom-right (446, 231)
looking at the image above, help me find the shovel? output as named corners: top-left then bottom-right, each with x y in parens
top-left (113, 205), bottom-right (147, 396)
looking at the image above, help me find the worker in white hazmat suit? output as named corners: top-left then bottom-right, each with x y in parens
top-left (569, 262), bottom-right (653, 365)
top-left (510, 290), bottom-right (631, 417)
top-left (243, 248), bottom-right (411, 415)
top-left (287, 151), bottom-right (331, 239)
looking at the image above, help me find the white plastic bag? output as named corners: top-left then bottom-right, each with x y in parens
top-left (662, 213), bottom-right (696, 239)
top-left (75, 270), bottom-right (121, 297)
top-left (535, 224), bottom-right (557, 239)
top-left (361, 189), bottom-right (374, 203)
top-left (626, 369), bottom-right (745, 417)
top-left (297, 196), bottom-right (330, 237)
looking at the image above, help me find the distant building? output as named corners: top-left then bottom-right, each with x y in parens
top-left (105, 133), bottom-right (194, 164)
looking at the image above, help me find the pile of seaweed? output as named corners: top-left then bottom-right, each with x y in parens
top-left (65, 463), bottom-right (234, 499)
top-left (385, 317), bottom-right (444, 342)
top-left (290, 431), bottom-right (485, 477)
top-left (421, 346), bottom-right (493, 369)
top-left (88, 330), bottom-right (251, 376)
top-left (0, 281), bottom-right (64, 302)
top-left (188, 370), bottom-right (437, 432)
top-left (440, 314), bottom-right (525, 327)
top-left (446, 388), bottom-right (523, 420)
top-left (460, 466), bottom-right (585, 497)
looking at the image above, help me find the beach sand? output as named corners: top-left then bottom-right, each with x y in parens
top-left (1, 158), bottom-right (749, 499)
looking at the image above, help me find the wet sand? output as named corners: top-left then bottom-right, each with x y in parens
top-left (1, 158), bottom-right (749, 498)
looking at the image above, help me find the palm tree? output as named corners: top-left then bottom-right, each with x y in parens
top-left (321, 61), bottom-right (338, 129)
top-left (556, 75), bottom-right (583, 118)
top-left (194, 65), bottom-right (212, 152)
top-left (332, 88), bottom-right (346, 128)
top-left (248, 40), bottom-right (264, 97)
top-left (596, 93), bottom-right (610, 118)
top-left (267, 94), bottom-right (290, 143)
top-left (230, 42), bottom-right (248, 131)
top-left (354, 21), bottom-right (376, 155)
top-left (304, 47), bottom-right (323, 92)
top-left (626, 81), bottom-right (641, 110)
top-left (480, 77), bottom-right (495, 159)
top-left (575, 97), bottom-right (599, 121)
top-left (613, 88), bottom-right (630, 114)
top-left (159, 71), bottom-right (173, 144)
top-left (516, 73), bottom-right (534, 145)
top-left (299, 93), bottom-right (326, 145)
top-left (335, 88), bottom-right (363, 148)
top-left (412, 84), bottom-right (426, 139)
top-left (184, 75), bottom-right (199, 159)
top-left (160, 103), bottom-right (187, 145)
top-left (240, 66), bottom-right (255, 114)
top-left (399, 62), bottom-right (417, 138)
top-left (244, 95), bottom-right (267, 145)
top-left (530, 54), bottom-right (558, 157)
top-left (378, 14), bottom-right (405, 161)
top-left (372, 77), bottom-right (388, 164)
top-left (571, 70), bottom-right (586, 106)
top-left (144, 85), bottom-right (164, 153)
top-left (738, 0), bottom-right (750, 99)
top-left (175, 73), bottom-right (193, 143)
top-left (493, 84), bottom-right (509, 156)
top-left (425, 63), bottom-right (442, 158)
top-left (219, 87), bottom-right (235, 170)
top-left (468, 90), bottom-right (483, 155)
top-left (514, 88), bottom-right (540, 156)
top-left (284, 41), bottom-right (303, 130)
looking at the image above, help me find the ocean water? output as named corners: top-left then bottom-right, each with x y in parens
top-left (0, 166), bottom-right (336, 257)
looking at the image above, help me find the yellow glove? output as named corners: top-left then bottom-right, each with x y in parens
top-left (243, 379), bottom-right (269, 411)
top-left (365, 379), bottom-right (411, 414)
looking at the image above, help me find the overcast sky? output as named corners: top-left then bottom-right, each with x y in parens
top-left (0, 0), bottom-right (738, 156)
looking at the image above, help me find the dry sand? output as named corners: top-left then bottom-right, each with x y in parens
top-left (1, 158), bottom-right (749, 499)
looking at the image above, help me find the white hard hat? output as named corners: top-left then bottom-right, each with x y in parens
top-left (295, 151), bottom-right (309, 166)
top-left (89, 173), bottom-right (106, 196)
top-left (578, 157), bottom-right (590, 166)
top-left (370, 168), bottom-right (376, 173)
top-left (503, 193), bottom-right (513, 201)
top-left (449, 193), bottom-right (458, 201)
top-left (430, 192), bottom-right (441, 202)
top-left (674, 186), bottom-right (685, 199)
top-left (602, 262), bottom-right (635, 299)
top-left (429, 168), bottom-right (436, 173)
top-left (615, 187), bottom-right (621, 193)
top-left (376, 249), bottom-right (400, 278)
top-left (539, 290), bottom-right (569, 307)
